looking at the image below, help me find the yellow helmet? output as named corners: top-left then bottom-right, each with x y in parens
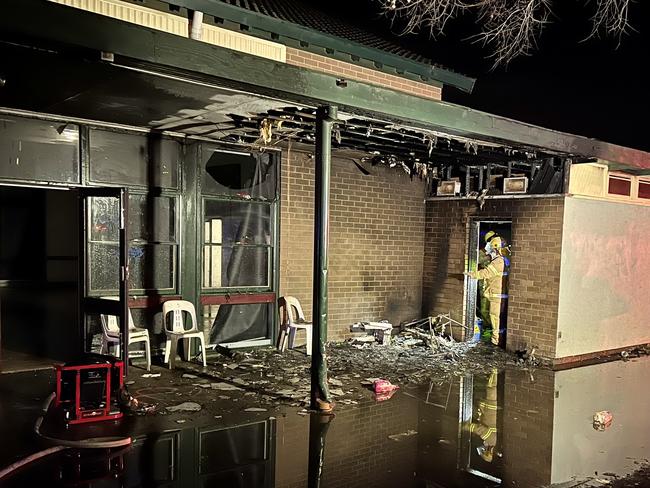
top-left (489, 236), bottom-right (503, 251)
top-left (484, 230), bottom-right (498, 243)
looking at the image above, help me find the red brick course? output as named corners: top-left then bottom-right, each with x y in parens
top-left (285, 48), bottom-right (443, 101)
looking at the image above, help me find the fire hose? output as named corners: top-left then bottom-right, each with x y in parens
top-left (0, 392), bottom-right (132, 481)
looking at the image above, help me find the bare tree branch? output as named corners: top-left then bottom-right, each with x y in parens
top-left (379, 0), bottom-right (467, 37)
top-left (378, 0), bottom-right (635, 67)
top-left (472, 0), bottom-right (552, 68)
top-left (587, 0), bottom-right (634, 44)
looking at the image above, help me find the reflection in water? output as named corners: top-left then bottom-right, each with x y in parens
top-left (308, 413), bottom-right (334, 488)
top-left (4, 356), bottom-right (649, 487)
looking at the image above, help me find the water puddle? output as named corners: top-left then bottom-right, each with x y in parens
top-left (2, 356), bottom-right (648, 487)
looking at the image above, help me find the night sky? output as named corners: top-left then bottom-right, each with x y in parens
top-left (316, 0), bottom-right (650, 152)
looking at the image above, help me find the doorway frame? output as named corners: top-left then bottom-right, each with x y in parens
top-left (0, 183), bottom-right (79, 372)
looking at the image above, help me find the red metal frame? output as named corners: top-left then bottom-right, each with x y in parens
top-left (54, 361), bottom-right (124, 424)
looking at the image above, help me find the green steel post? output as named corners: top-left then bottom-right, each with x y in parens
top-left (311, 105), bottom-right (337, 410)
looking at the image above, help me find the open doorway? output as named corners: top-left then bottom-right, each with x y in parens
top-left (0, 185), bottom-right (79, 372)
top-left (466, 220), bottom-right (511, 348)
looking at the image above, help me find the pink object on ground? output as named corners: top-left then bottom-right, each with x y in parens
top-left (373, 379), bottom-right (399, 401)
top-left (593, 410), bottom-right (613, 431)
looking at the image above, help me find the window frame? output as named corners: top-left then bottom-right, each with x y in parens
top-left (87, 192), bottom-right (180, 295)
top-left (201, 195), bottom-right (274, 292)
top-left (607, 172), bottom-right (634, 200)
top-left (199, 145), bottom-right (280, 295)
top-left (87, 127), bottom-right (182, 191)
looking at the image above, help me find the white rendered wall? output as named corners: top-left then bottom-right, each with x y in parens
top-left (556, 196), bottom-right (650, 358)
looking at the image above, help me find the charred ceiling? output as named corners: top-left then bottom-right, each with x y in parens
top-left (176, 106), bottom-right (568, 196)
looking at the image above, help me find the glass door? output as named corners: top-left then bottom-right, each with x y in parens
top-left (78, 187), bottom-right (130, 374)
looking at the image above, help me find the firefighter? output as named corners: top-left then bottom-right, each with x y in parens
top-left (466, 235), bottom-right (509, 346)
top-left (476, 244), bottom-right (492, 335)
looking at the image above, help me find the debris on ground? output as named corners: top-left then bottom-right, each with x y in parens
top-left (210, 382), bottom-right (242, 391)
top-left (388, 429), bottom-right (418, 442)
top-left (166, 402), bottom-right (202, 413)
top-left (119, 386), bottom-right (156, 415)
top-left (350, 321), bottom-right (393, 345)
top-left (141, 373), bottom-right (161, 378)
top-left (133, 314), bottom-right (541, 416)
top-left (593, 410), bottom-right (613, 431)
top-left (515, 347), bottom-right (540, 367)
top-left (244, 407), bottom-right (268, 412)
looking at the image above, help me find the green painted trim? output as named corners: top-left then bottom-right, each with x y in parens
top-left (162, 0), bottom-right (472, 92)
top-left (180, 141), bottom-right (199, 307)
top-left (2, 0), bottom-right (649, 172)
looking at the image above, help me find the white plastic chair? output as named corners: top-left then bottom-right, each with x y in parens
top-left (162, 300), bottom-right (207, 369)
top-left (99, 297), bottom-right (151, 371)
top-left (277, 296), bottom-right (312, 356)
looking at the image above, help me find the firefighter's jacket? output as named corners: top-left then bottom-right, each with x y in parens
top-left (470, 255), bottom-right (508, 299)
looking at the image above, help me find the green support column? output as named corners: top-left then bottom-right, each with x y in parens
top-left (311, 105), bottom-right (337, 411)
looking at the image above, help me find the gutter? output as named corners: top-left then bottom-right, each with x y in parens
top-left (160, 0), bottom-right (476, 93)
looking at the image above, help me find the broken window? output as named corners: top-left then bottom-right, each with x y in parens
top-left (202, 148), bottom-right (277, 201)
top-left (89, 129), bottom-right (180, 189)
top-left (0, 115), bottom-right (79, 183)
top-left (88, 195), bottom-right (178, 293)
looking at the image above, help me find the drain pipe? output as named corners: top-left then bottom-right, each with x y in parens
top-left (188, 10), bottom-right (204, 40)
top-left (310, 105), bottom-right (338, 412)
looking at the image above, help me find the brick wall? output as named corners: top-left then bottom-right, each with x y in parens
top-left (285, 48), bottom-right (443, 101)
top-left (279, 146), bottom-right (426, 341)
top-left (275, 394), bottom-right (419, 488)
top-left (501, 368), bottom-right (555, 486)
top-left (422, 197), bottom-right (565, 358)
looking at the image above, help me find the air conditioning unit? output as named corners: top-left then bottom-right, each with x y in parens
top-left (503, 176), bottom-right (528, 194)
top-left (437, 180), bottom-right (461, 196)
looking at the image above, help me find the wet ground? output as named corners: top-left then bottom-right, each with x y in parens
top-left (0, 345), bottom-right (649, 487)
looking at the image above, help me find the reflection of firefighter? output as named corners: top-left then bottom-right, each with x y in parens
top-left (469, 369), bottom-right (499, 462)
top-left (467, 234), bottom-right (509, 346)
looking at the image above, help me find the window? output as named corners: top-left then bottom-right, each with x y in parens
top-left (88, 195), bottom-right (177, 293)
top-left (202, 200), bottom-right (271, 288)
top-left (608, 175), bottom-right (632, 197)
top-left (638, 180), bottom-right (650, 200)
top-left (0, 115), bottom-right (79, 183)
top-left (89, 129), bottom-right (180, 189)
